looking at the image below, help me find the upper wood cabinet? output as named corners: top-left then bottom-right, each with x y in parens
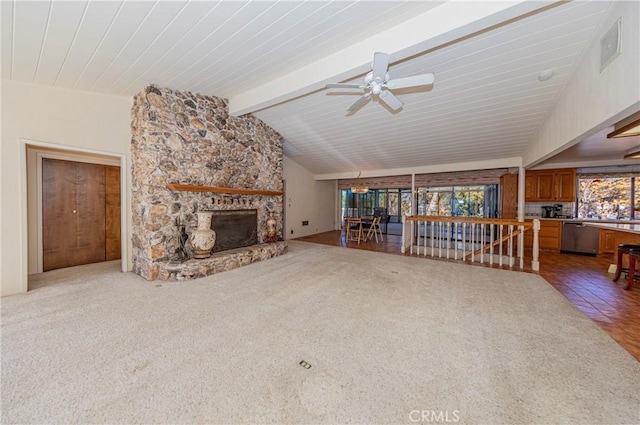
top-left (524, 168), bottom-right (576, 202)
top-left (555, 170), bottom-right (577, 201)
top-left (499, 173), bottom-right (518, 218)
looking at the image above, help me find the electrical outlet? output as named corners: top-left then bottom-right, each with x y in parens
top-left (302, 220), bottom-right (308, 226)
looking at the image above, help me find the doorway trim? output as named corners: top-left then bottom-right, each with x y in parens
top-left (20, 138), bottom-right (128, 291)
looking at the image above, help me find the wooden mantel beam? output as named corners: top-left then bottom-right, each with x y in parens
top-left (167, 184), bottom-right (283, 196)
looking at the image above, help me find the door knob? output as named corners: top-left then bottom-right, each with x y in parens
top-left (72, 210), bottom-right (77, 213)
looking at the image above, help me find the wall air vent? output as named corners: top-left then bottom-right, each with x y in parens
top-left (600, 18), bottom-right (622, 71)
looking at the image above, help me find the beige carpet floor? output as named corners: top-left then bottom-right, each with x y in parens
top-left (2, 241), bottom-right (639, 424)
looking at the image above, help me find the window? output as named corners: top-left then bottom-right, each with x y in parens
top-left (416, 185), bottom-right (497, 217)
top-left (577, 176), bottom-right (638, 220)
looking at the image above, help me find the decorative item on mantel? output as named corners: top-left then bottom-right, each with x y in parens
top-left (264, 211), bottom-right (278, 243)
top-left (189, 211), bottom-right (217, 259)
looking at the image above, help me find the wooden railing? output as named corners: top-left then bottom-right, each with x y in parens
top-left (401, 216), bottom-right (540, 271)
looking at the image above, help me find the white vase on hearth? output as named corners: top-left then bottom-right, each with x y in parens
top-left (190, 211), bottom-right (216, 259)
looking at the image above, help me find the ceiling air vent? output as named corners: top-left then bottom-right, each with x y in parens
top-left (600, 18), bottom-right (622, 71)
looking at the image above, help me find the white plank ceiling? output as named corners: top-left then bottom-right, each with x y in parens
top-left (2, 0), bottom-right (631, 176)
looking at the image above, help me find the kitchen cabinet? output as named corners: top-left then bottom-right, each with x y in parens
top-left (523, 219), bottom-right (562, 250)
top-left (598, 230), bottom-right (617, 255)
top-left (594, 227), bottom-right (640, 260)
top-left (499, 173), bottom-right (518, 219)
top-left (556, 170), bottom-right (577, 202)
top-left (524, 168), bottom-right (576, 202)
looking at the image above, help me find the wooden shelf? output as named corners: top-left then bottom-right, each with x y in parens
top-left (167, 183), bottom-right (283, 196)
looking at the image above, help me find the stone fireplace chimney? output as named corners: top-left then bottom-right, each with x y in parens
top-left (130, 85), bottom-right (285, 281)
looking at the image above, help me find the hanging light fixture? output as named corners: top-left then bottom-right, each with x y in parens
top-left (351, 171), bottom-right (369, 194)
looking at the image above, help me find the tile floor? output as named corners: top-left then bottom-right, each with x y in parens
top-left (296, 230), bottom-right (640, 361)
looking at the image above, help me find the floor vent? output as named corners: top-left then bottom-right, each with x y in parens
top-left (299, 360), bottom-right (312, 369)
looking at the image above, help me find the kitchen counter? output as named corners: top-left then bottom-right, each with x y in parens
top-left (524, 217), bottom-right (640, 224)
top-left (583, 222), bottom-right (640, 235)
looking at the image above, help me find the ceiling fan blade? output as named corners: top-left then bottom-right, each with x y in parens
top-left (378, 90), bottom-right (403, 111)
top-left (385, 73), bottom-right (435, 90)
top-left (326, 83), bottom-right (363, 89)
top-left (371, 52), bottom-right (390, 83)
top-left (347, 93), bottom-right (372, 112)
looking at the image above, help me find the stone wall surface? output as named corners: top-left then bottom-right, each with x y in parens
top-left (131, 85), bottom-right (284, 280)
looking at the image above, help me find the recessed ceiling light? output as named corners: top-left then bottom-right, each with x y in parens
top-left (538, 70), bottom-right (554, 82)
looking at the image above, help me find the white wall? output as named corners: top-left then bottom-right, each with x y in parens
top-left (283, 156), bottom-right (336, 239)
top-left (523, 1), bottom-right (640, 166)
top-left (1, 80), bottom-right (132, 297)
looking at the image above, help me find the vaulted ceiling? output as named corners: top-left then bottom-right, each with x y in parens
top-left (2, 1), bottom-right (637, 176)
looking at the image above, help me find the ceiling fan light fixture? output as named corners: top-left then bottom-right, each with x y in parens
top-left (325, 52), bottom-right (434, 114)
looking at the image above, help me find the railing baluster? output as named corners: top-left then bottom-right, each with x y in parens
top-left (421, 220), bottom-right (425, 256)
top-left (436, 222), bottom-right (441, 258)
top-left (446, 222), bottom-right (450, 259)
top-left (489, 224), bottom-right (494, 265)
top-left (462, 222), bottom-right (466, 259)
top-left (430, 220), bottom-right (435, 257)
top-left (498, 224), bottom-right (504, 266)
top-left (508, 224), bottom-right (514, 267)
top-left (470, 223), bottom-right (475, 263)
top-left (480, 223), bottom-right (485, 264)
top-left (454, 222), bottom-right (458, 260)
top-left (402, 216), bottom-right (538, 271)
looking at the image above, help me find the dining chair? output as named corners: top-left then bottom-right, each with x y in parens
top-left (346, 217), bottom-right (364, 243)
top-left (363, 216), bottom-right (383, 242)
top-left (341, 217), bottom-right (350, 240)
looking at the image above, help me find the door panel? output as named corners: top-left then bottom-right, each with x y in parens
top-left (42, 159), bottom-right (111, 271)
top-left (75, 162), bottom-right (106, 265)
top-left (43, 159), bottom-right (77, 271)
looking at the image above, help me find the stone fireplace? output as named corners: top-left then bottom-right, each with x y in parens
top-left (130, 85), bottom-right (287, 281)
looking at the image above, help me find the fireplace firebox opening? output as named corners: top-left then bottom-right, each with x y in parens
top-left (210, 209), bottom-right (258, 253)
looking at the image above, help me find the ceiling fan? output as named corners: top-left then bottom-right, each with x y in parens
top-left (326, 52), bottom-right (435, 113)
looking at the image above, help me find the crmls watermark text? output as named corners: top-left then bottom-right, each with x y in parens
top-left (409, 410), bottom-right (461, 423)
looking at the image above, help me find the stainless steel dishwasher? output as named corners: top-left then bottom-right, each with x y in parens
top-left (561, 222), bottom-right (599, 255)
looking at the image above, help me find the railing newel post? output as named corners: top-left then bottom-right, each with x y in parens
top-left (532, 219), bottom-right (540, 271)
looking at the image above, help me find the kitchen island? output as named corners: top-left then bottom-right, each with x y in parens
top-left (583, 222), bottom-right (640, 235)
top-left (583, 222), bottom-right (640, 288)
top-left (583, 222), bottom-right (640, 255)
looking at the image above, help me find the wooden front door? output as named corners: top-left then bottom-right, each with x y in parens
top-left (43, 158), bottom-right (120, 271)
